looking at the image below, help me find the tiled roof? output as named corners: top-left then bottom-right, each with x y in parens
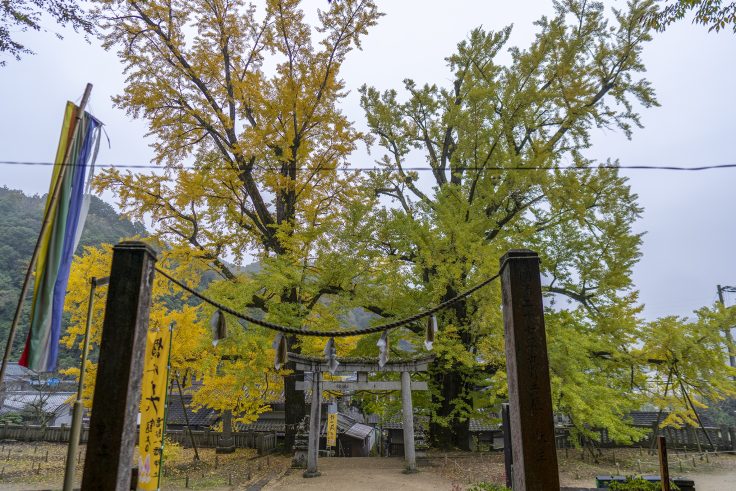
top-left (237, 410), bottom-right (286, 432)
top-left (167, 394), bottom-right (292, 430)
top-left (380, 418), bottom-right (498, 432)
top-left (627, 411), bottom-right (663, 427)
top-left (469, 419), bottom-right (500, 432)
top-left (3, 363), bottom-right (35, 379)
top-left (626, 411), bottom-right (718, 429)
top-left (380, 415), bottom-right (430, 431)
top-left (1, 391), bottom-right (73, 415)
top-left (381, 412), bottom-right (718, 432)
top-left (166, 394), bottom-right (218, 427)
top-left (236, 419), bottom-right (285, 432)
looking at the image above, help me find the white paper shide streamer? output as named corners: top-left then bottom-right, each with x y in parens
top-left (272, 333), bottom-right (288, 370)
top-left (425, 314), bottom-right (438, 351)
top-left (377, 330), bottom-right (389, 368)
top-left (324, 337), bottom-right (339, 374)
top-left (210, 309), bottom-right (227, 347)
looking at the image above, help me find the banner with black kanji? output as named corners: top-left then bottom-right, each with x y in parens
top-left (137, 325), bottom-right (172, 490)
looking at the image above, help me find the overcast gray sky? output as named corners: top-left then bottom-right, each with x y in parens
top-left (1, 0), bottom-right (734, 320)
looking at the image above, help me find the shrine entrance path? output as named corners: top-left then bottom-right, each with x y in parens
top-left (262, 457), bottom-right (453, 491)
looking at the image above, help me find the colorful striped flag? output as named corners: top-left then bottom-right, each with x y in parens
top-left (19, 102), bottom-right (102, 372)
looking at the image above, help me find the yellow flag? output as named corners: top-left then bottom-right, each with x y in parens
top-left (137, 325), bottom-right (172, 490)
top-left (327, 412), bottom-right (337, 447)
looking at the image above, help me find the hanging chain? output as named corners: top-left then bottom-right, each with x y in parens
top-left (154, 267), bottom-right (500, 338)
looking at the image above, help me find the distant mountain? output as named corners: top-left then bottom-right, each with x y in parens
top-left (0, 187), bottom-right (146, 365)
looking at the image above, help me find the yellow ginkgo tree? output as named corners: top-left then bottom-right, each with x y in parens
top-left (91, 0), bottom-right (382, 447)
top-left (61, 243), bottom-right (282, 426)
top-left (638, 311), bottom-right (736, 450)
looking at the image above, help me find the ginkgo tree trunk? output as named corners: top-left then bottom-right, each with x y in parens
top-left (92, 0), bottom-right (381, 451)
top-left (360, 0), bottom-right (659, 449)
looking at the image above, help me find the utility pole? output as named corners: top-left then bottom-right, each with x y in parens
top-left (716, 285), bottom-right (736, 370)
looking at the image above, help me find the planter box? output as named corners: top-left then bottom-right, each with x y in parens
top-left (595, 475), bottom-right (695, 491)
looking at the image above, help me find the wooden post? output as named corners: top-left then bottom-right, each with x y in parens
top-left (658, 436), bottom-right (671, 491)
top-left (65, 276), bottom-right (107, 491)
top-left (81, 241), bottom-right (157, 491)
top-left (500, 249), bottom-right (560, 490)
top-left (174, 373), bottom-right (200, 461)
top-left (501, 403), bottom-right (513, 488)
top-left (716, 285), bottom-right (736, 371)
top-left (400, 370), bottom-right (417, 473)
top-left (304, 370), bottom-right (322, 478)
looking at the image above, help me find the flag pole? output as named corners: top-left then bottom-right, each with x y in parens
top-left (63, 275), bottom-right (107, 491)
top-left (0, 83), bottom-right (93, 393)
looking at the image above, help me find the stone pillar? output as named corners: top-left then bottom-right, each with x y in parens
top-left (304, 370), bottom-right (322, 478)
top-left (500, 249), bottom-right (559, 491)
top-left (401, 370), bottom-right (417, 473)
top-left (81, 241), bottom-right (157, 491)
top-left (216, 410), bottom-right (235, 453)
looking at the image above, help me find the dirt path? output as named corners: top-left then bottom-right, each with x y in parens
top-left (686, 470), bottom-right (736, 490)
top-left (263, 457), bottom-right (456, 491)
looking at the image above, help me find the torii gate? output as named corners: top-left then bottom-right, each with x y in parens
top-left (290, 352), bottom-right (433, 477)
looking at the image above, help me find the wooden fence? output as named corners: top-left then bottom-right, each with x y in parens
top-left (554, 425), bottom-right (736, 451)
top-left (0, 423), bottom-right (88, 444)
top-left (165, 429), bottom-right (278, 454)
top-left (470, 425), bottom-right (736, 452)
top-left (0, 424), bottom-right (277, 454)
top-left (3, 421), bottom-right (730, 454)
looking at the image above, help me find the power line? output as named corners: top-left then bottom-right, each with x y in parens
top-left (2, 160), bottom-right (736, 173)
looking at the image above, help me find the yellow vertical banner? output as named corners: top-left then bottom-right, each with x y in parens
top-left (137, 325), bottom-right (172, 490)
top-left (326, 412), bottom-right (337, 447)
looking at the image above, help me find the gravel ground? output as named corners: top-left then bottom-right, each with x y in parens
top-left (1, 443), bottom-right (735, 490)
top-left (263, 457), bottom-right (456, 491)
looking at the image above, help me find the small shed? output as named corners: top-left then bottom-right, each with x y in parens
top-left (469, 419), bottom-right (503, 451)
top-left (340, 422), bottom-right (375, 457)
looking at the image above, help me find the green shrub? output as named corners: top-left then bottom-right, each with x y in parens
top-left (609, 477), bottom-right (679, 491)
top-left (0, 412), bottom-right (23, 424)
top-left (467, 483), bottom-right (511, 491)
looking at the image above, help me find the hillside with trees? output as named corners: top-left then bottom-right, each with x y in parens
top-left (0, 186), bottom-right (146, 366)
